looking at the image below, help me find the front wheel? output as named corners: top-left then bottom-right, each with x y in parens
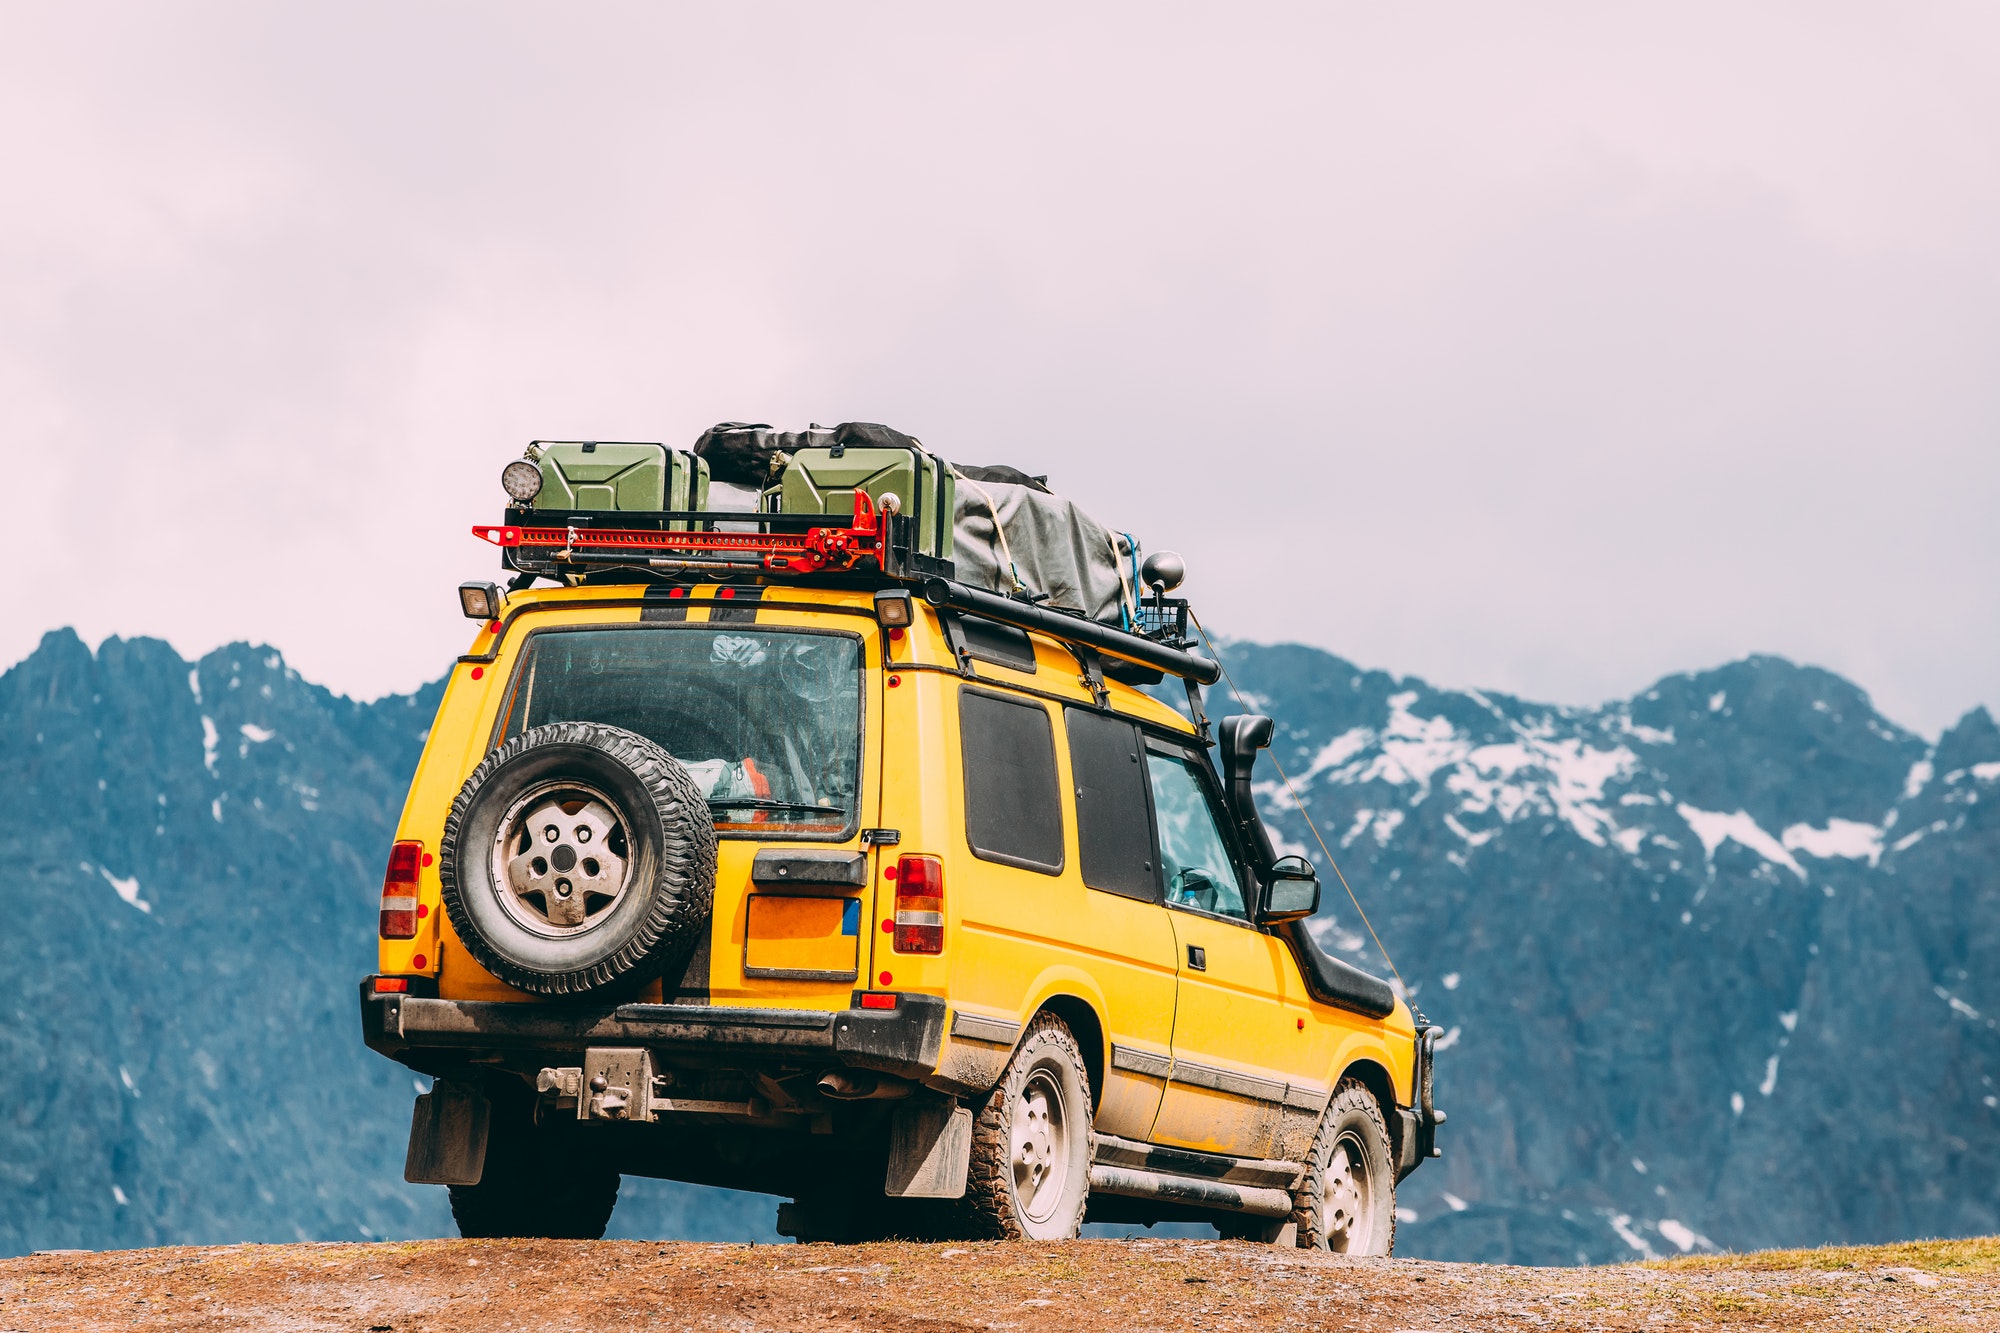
top-left (1291, 1079), bottom-right (1396, 1254)
top-left (961, 1013), bottom-right (1093, 1239)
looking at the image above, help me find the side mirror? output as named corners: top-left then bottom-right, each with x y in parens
top-left (1259, 854), bottom-right (1320, 923)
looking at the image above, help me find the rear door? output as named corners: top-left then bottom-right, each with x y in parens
top-left (1146, 742), bottom-right (1301, 1158)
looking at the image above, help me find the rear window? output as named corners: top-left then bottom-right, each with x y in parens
top-left (1066, 708), bottom-right (1157, 902)
top-left (498, 626), bottom-right (862, 838)
top-left (958, 688), bottom-right (1064, 873)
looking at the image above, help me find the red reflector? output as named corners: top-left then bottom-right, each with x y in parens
top-left (373, 977), bottom-right (409, 994)
top-left (859, 993), bottom-right (898, 1010)
top-left (380, 840), bottom-right (423, 939)
top-left (893, 856), bottom-right (943, 954)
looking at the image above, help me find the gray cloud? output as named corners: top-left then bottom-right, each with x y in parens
top-left (4, 2), bottom-right (1995, 732)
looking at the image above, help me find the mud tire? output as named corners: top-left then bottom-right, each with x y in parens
top-left (448, 1094), bottom-right (619, 1239)
top-left (1291, 1078), bottom-right (1396, 1254)
top-left (439, 722), bottom-right (717, 997)
top-left (959, 1013), bottom-right (1094, 1240)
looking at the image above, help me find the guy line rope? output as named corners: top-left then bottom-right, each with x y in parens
top-left (1189, 611), bottom-right (1409, 997)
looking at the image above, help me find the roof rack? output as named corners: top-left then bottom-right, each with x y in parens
top-left (472, 492), bottom-right (1217, 688)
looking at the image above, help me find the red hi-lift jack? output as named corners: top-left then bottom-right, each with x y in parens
top-left (472, 490), bottom-right (885, 575)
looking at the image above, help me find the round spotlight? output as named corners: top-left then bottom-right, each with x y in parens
top-left (502, 460), bottom-right (544, 504)
top-left (1141, 550), bottom-right (1186, 593)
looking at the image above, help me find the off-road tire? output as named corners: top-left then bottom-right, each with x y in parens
top-left (1291, 1078), bottom-right (1396, 1254)
top-left (439, 722), bottom-right (717, 997)
top-left (959, 1013), bottom-right (1094, 1240)
top-left (447, 1095), bottom-right (619, 1239)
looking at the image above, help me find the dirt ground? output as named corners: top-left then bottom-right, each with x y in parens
top-left (2, 1235), bottom-right (1996, 1332)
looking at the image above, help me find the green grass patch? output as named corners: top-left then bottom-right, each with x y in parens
top-left (1649, 1236), bottom-right (2000, 1275)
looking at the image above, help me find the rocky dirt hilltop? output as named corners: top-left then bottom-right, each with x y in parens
top-left (2, 1236), bottom-right (1996, 1332)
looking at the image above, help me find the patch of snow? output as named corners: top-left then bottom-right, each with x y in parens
top-left (1441, 1192), bottom-right (1468, 1212)
top-left (112, 1185), bottom-right (128, 1206)
top-left (1449, 735), bottom-right (1637, 848)
top-left (1904, 760), bottom-right (1934, 799)
top-left (264, 652), bottom-right (281, 670)
top-left (1676, 805), bottom-right (1806, 880)
top-left (187, 668), bottom-right (202, 704)
top-left (1608, 1214), bottom-right (1658, 1259)
top-left (1370, 809), bottom-right (1405, 846)
top-left (100, 867), bottom-right (151, 914)
top-left (1893, 827), bottom-right (1928, 852)
top-left (1657, 1219), bottom-right (1700, 1253)
top-left (1431, 1026), bottom-right (1461, 1052)
top-left (1937, 987), bottom-right (1981, 1021)
top-left (1348, 694), bottom-right (1470, 793)
top-left (201, 717), bottom-right (218, 774)
top-left (1301, 727), bottom-right (1375, 782)
top-left (211, 798), bottom-right (223, 823)
top-left (1441, 972), bottom-right (1461, 991)
top-left (1974, 762), bottom-right (2000, 782)
top-left (1730, 1091), bottom-right (1745, 1115)
top-left (1781, 819), bottom-right (1883, 865)
top-left (1442, 814), bottom-right (1497, 847)
top-left (1779, 1010), bottom-right (1797, 1032)
top-left (1612, 827), bottom-right (1646, 854)
top-left (1759, 1055), bottom-right (1780, 1096)
top-left (1619, 792), bottom-right (1658, 806)
top-left (1616, 715), bottom-right (1674, 745)
top-left (1395, 1206), bottom-right (1418, 1223)
top-left (1631, 1158), bottom-right (1647, 1174)
top-left (1340, 809), bottom-right (1374, 848)
top-left (1708, 691), bottom-right (1727, 712)
top-left (239, 723), bottom-right (274, 743)
top-left (120, 1067), bottom-right (137, 1094)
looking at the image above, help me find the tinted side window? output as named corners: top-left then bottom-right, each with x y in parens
top-left (959, 689), bottom-right (1065, 873)
top-left (1066, 708), bottom-right (1158, 902)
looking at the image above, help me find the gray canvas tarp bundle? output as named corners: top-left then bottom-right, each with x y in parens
top-left (952, 468), bottom-right (1138, 627)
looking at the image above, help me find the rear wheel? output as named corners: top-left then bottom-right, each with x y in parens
top-left (1291, 1079), bottom-right (1396, 1254)
top-left (448, 1095), bottom-right (619, 1240)
top-left (960, 1013), bottom-right (1093, 1239)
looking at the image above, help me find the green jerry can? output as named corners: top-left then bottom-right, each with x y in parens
top-left (766, 445), bottom-right (955, 561)
top-left (530, 441), bottom-right (710, 520)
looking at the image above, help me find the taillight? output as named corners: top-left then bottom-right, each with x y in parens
top-left (379, 840), bottom-right (422, 939)
top-left (893, 855), bottom-right (943, 954)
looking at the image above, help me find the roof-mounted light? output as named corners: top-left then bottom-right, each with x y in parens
top-left (458, 581), bottom-right (503, 620)
top-left (873, 589), bottom-right (913, 627)
top-left (501, 459), bottom-right (544, 504)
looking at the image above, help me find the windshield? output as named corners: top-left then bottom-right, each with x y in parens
top-left (498, 626), bottom-right (862, 837)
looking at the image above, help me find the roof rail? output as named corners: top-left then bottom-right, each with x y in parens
top-left (919, 578), bottom-right (1219, 685)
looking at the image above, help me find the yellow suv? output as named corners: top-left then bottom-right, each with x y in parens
top-left (363, 537), bottom-right (1441, 1251)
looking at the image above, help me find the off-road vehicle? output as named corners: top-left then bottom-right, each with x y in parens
top-left (361, 425), bottom-right (1442, 1248)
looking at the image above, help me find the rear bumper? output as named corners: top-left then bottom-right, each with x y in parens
top-left (359, 980), bottom-right (947, 1082)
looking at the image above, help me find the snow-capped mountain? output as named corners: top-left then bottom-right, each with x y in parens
top-left (2, 628), bottom-right (1994, 1263)
top-left (1206, 644), bottom-right (1999, 1263)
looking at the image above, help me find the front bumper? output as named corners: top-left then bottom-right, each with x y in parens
top-left (359, 980), bottom-right (948, 1083)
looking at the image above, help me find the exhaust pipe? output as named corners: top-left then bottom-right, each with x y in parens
top-left (816, 1070), bottom-right (913, 1101)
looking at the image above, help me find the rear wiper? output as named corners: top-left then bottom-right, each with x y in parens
top-left (707, 797), bottom-right (848, 817)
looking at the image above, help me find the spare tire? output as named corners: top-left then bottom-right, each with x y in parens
top-left (438, 722), bottom-right (717, 997)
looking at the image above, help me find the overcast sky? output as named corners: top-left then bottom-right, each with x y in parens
top-left (5, 3), bottom-right (1995, 734)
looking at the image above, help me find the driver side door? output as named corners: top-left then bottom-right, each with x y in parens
top-left (1146, 742), bottom-right (1302, 1159)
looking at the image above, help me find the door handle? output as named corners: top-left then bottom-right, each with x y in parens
top-left (1186, 944), bottom-right (1206, 971)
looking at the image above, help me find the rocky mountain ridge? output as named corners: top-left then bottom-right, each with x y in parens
top-left (1206, 644), bottom-right (1999, 1262)
top-left (1, 628), bottom-right (1993, 1263)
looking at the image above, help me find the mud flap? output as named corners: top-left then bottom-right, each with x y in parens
top-left (884, 1097), bottom-right (971, 1198)
top-left (405, 1081), bottom-right (491, 1186)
